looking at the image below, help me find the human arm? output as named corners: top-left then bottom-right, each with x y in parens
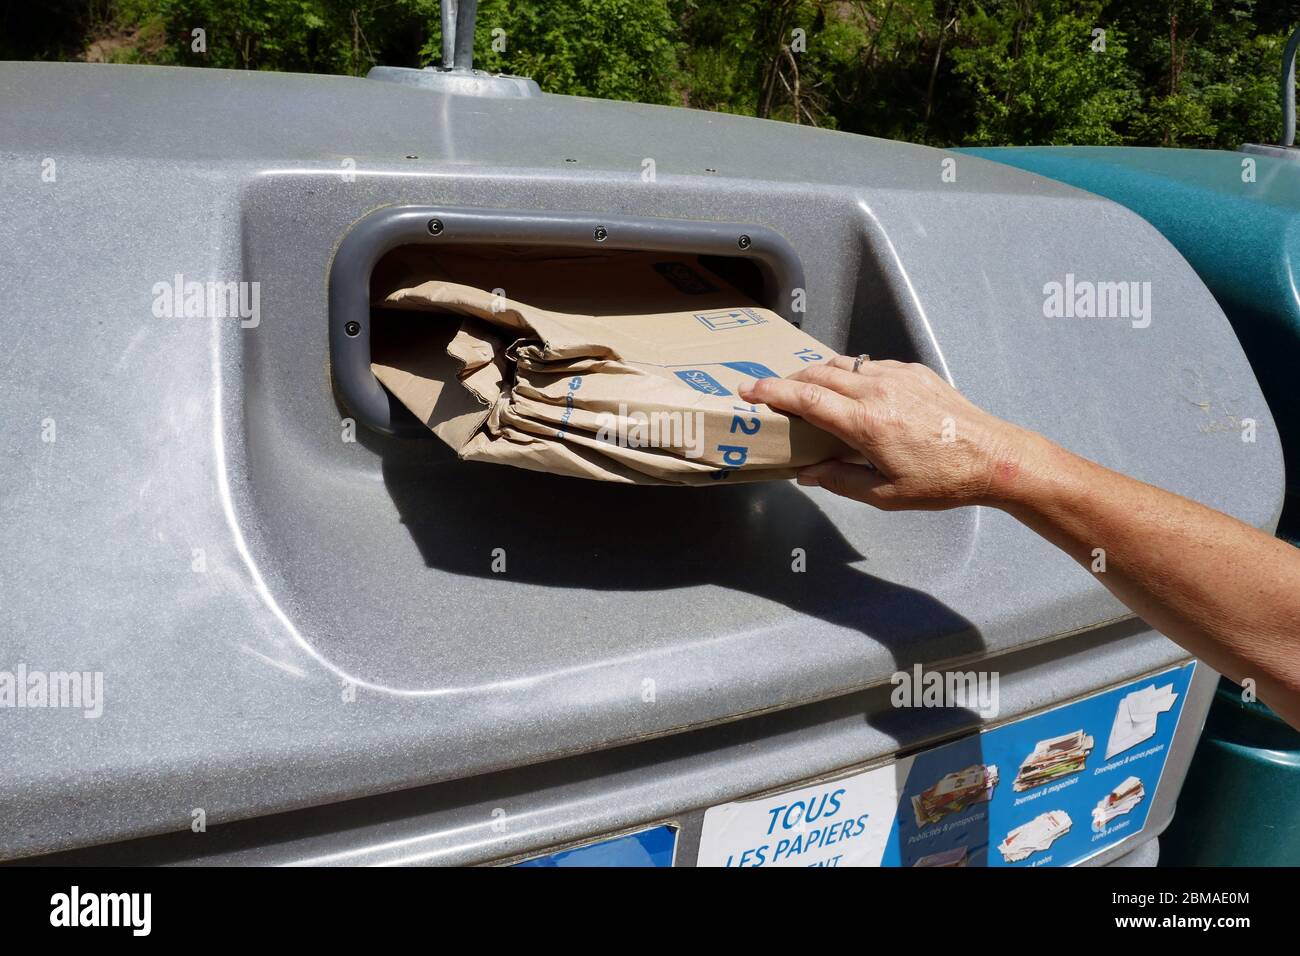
top-left (739, 358), bottom-right (1300, 729)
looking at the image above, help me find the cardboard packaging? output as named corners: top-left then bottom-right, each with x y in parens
top-left (370, 249), bottom-right (854, 485)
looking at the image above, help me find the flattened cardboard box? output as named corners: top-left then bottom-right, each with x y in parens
top-left (370, 250), bottom-right (853, 485)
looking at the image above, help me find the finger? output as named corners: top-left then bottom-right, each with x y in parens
top-left (787, 363), bottom-right (877, 398)
top-left (797, 460), bottom-right (891, 505)
top-left (738, 376), bottom-right (864, 443)
top-left (827, 354), bottom-right (875, 373)
top-left (827, 355), bottom-right (912, 374)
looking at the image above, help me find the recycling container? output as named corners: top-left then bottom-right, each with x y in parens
top-left (960, 145), bottom-right (1300, 542)
top-left (964, 143), bottom-right (1300, 866)
top-left (0, 59), bottom-right (1283, 866)
top-left (1160, 681), bottom-right (1300, 865)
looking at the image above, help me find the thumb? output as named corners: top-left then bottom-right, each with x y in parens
top-left (797, 460), bottom-right (890, 504)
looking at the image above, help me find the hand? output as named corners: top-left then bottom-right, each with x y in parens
top-left (738, 357), bottom-right (1040, 510)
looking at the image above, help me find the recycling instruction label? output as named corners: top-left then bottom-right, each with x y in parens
top-left (696, 662), bottom-right (1196, 867)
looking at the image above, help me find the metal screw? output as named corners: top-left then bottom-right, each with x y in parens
top-left (593, 226), bottom-right (608, 242)
top-left (738, 234), bottom-right (751, 250)
top-left (344, 321), bottom-right (361, 337)
top-left (427, 218), bottom-right (444, 236)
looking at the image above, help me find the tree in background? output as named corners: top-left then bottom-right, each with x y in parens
top-left (1111, 0), bottom-right (1294, 147)
top-left (92, 0), bottom-right (440, 73)
top-left (950, 0), bottom-right (1140, 146)
top-left (7, 0), bottom-right (1300, 148)
top-left (457, 0), bottom-right (680, 104)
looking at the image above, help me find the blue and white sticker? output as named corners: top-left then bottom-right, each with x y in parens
top-left (674, 369), bottom-right (732, 395)
top-left (696, 662), bottom-right (1196, 867)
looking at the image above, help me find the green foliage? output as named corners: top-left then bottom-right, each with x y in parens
top-left (107, 0), bottom-right (441, 74)
top-left (461, 0), bottom-right (680, 103)
top-left (13, 0), bottom-right (1300, 147)
top-left (951, 2), bottom-right (1140, 146)
top-left (1100, 0), bottom-right (1299, 146)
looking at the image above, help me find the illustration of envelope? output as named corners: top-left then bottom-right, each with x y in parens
top-left (1105, 683), bottom-right (1177, 759)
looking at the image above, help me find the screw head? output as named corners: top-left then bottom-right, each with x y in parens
top-left (737, 234), bottom-right (752, 250)
top-left (593, 225), bottom-right (608, 242)
top-left (427, 218), bottom-right (444, 236)
top-left (344, 321), bottom-right (361, 337)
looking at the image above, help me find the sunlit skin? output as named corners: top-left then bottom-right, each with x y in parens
top-left (740, 357), bottom-right (1300, 731)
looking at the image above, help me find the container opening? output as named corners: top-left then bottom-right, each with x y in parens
top-left (366, 244), bottom-right (783, 435)
top-left (369, 243), bottom-right (772, 315)
top-left (332, 206), bottom-right (807, 437)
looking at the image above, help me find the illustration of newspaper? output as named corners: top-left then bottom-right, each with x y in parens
top-left (998, 810), bottom-right (1072, 863)
top-left (1105, 683), bottom-right (1178, 759)
top-left (1092, 776), bottom-right (1145, 832)
top-left (1012, 730), bottom-right (1094, 791)
top-left (911, 764), bottom-right (999, 827)
top-left (913, 846), bottom-right (969, 868)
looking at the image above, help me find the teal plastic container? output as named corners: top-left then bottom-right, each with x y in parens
top-left (963, 145), bottom-right (1300, 865)
top-left (1160, 679), bottom-right (1300, 865)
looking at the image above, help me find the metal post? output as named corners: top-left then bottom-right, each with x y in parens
top-left (440, 0), bottom-right (458, 71)
top-left (454, 0), bottom-right (479, 71)
top-left (1281, 26), bottom-right (1300, 147)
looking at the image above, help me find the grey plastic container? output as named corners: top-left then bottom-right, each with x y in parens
top-left (0, 62), bottom-right (1282, 865)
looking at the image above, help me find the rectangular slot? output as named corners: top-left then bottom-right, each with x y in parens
top-left (329, 206), bottom-right (806, 437)
top-left (368, 245), bottom-right (792, 438)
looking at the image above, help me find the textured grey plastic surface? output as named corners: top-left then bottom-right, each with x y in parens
top-left (329, 205), bottom-right (807, 435)
top-left (1239, 142), bottom-right (1300, 161)
top-left (0, 62), bottom-right (1283, 862)
top-left (1100, 837), bottom-right (1160, 867)
top-left (366, 65), bottom-right (541, 98)
top-left (15, 623), bottom-right (1210, 866)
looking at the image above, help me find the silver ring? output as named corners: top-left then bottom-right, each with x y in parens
top-left (851, 353), bottom-right (871, 374)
